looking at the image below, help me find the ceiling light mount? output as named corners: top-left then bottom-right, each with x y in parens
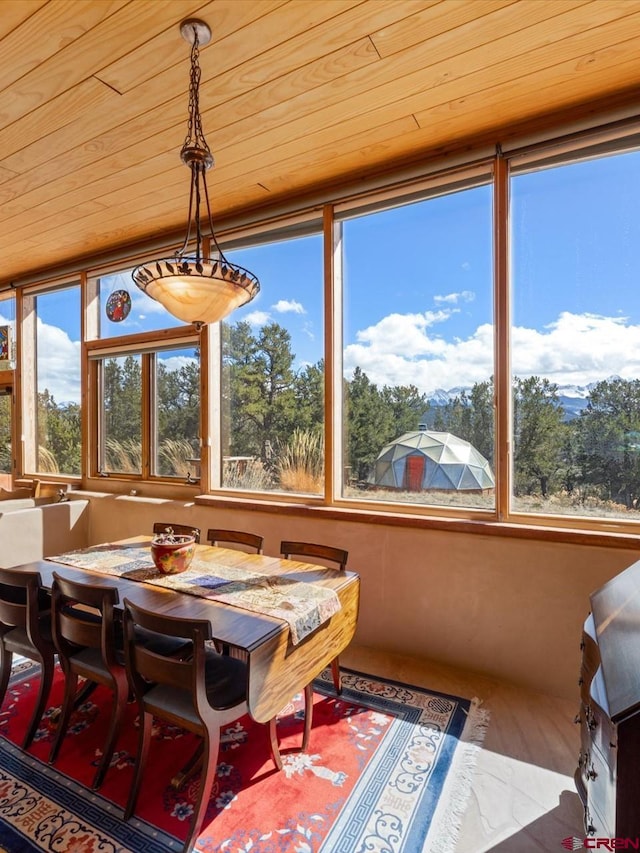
top-left (179, 18), bottom-right (212, 47)
top-left (132, 18), bottom-right (259, 329)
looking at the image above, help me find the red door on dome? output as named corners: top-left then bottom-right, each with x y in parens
top-left (404, 455), bottom-right (424, 491)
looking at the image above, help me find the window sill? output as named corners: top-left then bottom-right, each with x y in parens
top-left (193, 493), bottom-right (640, 551)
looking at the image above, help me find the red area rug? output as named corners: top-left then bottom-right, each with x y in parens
top-left (0, 659), bottom-right (488, 852)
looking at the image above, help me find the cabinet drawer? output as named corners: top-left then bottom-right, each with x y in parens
top-left (589, 670), bottom-right (617, 768)
top-left (586, 746), bottom-right (616, 835)
top-left (586, 796), bottom-right (615, 840)
top-left (578, 713), bottom-right (592, 766)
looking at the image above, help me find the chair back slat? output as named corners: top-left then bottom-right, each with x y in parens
top-left (58, 608), bottom-right (103, 648)
top-left (0, 568), bottom-right (44, 634)
top-left (206, 529), bottom-right (263, 553)
top-left (0, 593), bottom-right (28, 629)
top-left (131, 643), bottom-right (194, 691)
top-left (280, 541), bottom-right (348, 571)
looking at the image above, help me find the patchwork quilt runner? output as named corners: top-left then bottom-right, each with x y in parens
top-left (49, 543), bottom-right (341, 644)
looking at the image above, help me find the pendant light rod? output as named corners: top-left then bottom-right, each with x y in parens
top-left (132, 18), bottom-right (260, 328)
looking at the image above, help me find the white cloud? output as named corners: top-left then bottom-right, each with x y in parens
top-left (354, 311), bottom-right (458, 356)
top-left (244, 310), bottom-right (271, 326)
top-left (273, 299), bottom-right (306, 314)
top-left (344, 310), bottom-right (640, 394)
top-left (36, 319), bottom-right (81, 404)
top-left (130, 289), bottom-right (165, 315)
top-left (433, 290), bottom-right (475, 305)
top-left (158, 354), bottom-right (196, 373)
top-left (511, 312), bottom-right (640, 385)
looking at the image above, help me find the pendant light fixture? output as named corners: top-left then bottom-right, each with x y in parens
top-left (132, 19), bottom-right (259, 328)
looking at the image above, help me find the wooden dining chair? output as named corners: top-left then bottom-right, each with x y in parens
top-left (48, 572), bottom-right (130, 789)
top-left (153, 523), bottom-right (201, 543)
top-left (206, 529), bottom-right (263, 554)
top-left (49, 572), bottom-right (192, 789)
top-left (0, 567), bottom-right (55, 748)
top-left (280, 541), bottom-right (348, 697)
top-left (122, 598), bottom-right (283, 853)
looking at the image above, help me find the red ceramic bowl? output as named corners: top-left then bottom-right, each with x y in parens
top-left (150, 535), bottom-right (196, 574)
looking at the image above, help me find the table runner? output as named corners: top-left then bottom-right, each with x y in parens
top-left (47, 543), bottom-right (341, 645)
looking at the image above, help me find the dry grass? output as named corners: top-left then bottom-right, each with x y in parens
top-left (343, 484), bottom-right (640, 521)
top-left (158, 439), bottom-right (194, 477)
top-left (277, 429), bottom-right (324, 495)
top-left (223, 458), bottom-right (273, 490)
top-left (105, 438), bottom-right (142, 474)
top-left (37, 446), bottom-right (59, 474)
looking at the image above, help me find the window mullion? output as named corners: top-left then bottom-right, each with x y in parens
top-left (494, 151), bottom-right (511, 522)
top-left (142, 353), bottom-right (152, 479)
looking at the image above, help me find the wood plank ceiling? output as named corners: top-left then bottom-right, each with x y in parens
top-left (2, 0), bottom-right (640, 287)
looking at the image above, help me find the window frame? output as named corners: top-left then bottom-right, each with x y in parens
top-left (9, 118), bottom-right (640, 540)
top-left (19, 278), bottom-right (83, 482)
top-left (504, 134), bottom-right (640, 533)
top-left (85, 325), bottom-right (201, 485)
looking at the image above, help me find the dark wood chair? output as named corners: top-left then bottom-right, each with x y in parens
top-left (122, 598), bottom-right (282, 853)
top-left (49, 572), bottom-right (191, 789)
top-left (280, 540), bottom-right (348, 700)
top-left (48, 572), bottom-right (129, 790)
top-left (0, 567), bottom-right (55, 748)
top-left (206, 529), bottom-right (263, 554)
top-left (153, 523), bottom-right (201, 543)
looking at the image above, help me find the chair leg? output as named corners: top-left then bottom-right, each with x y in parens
top-left (269, 718), bottom-right (283, 771)
top-left (0, 645), bottom-right (13, 711)
top-left (182, 733), bottom-right (218, 853)
top-left (301, 682), bottom-right (313, 752)
top-left (171, 742), bottom-right (204, 789)
top-left (125, 709), bottom-right (152, 821)
top-left (23, 654), bottom-right (54, 749)
top-left (92, 678), bottom-right (128, 790)
top-left (49, 671), bottom-right (79, 765)
top-left (331, 656), bottom-right (342, 695)
top-left (72, 678), bottom-right (98, 709)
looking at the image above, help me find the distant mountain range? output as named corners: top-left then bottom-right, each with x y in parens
top-left (422, 379), bottom-right (618, 423)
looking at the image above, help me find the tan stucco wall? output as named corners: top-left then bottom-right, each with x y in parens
top-left (80, 492), bottom-right (640, 701)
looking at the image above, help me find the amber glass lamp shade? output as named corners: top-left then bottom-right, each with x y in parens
top-left (132, 257), bottom-right (259, 326)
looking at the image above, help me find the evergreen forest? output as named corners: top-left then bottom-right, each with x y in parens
top-left (3, 320), bottom-right (640, 514)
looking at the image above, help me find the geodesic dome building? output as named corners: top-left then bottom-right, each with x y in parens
top-left (370, 430), bottom-right (495, 492)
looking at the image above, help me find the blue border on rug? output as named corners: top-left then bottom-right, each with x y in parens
top-left (315, 668), bottom-right (472, 853)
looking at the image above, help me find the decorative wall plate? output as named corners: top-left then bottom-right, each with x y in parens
top-left (106, 289), bottom-right (131, 322)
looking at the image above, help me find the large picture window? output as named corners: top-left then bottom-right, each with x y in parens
top-left (511, 147), bottom-right (640, 521)
top-left (221, 233), bottom-right (324, 495)
top-left (340, 177), bottom-right (495, 510)
top-left (23, 284), bottom-right (82, 477)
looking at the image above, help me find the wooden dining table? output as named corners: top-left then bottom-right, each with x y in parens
top-left (15, 538), bottom-right (360, 724)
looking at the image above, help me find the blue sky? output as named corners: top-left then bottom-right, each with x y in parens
top-left (3, 147), bottom-right (640, 405)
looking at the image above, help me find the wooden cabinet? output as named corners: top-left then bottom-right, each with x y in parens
top-left (576, 559), bottom-right (640, 837)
